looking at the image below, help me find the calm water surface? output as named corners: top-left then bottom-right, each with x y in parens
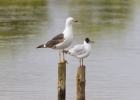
top-left (0, 0), bottom-right (140, 100)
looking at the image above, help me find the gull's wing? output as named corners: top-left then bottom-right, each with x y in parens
top-left (45, 33), bottom-right (64, 48)
top-left (69, 44), bottom-right (86, 56)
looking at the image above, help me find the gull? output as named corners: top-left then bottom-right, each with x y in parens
top-left (63, 37), bottom-right (94, 66)
top-left (37, 17), bottom-right (78, 63)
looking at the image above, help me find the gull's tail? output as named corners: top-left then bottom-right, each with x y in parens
top-left (62, 50), bottom-right (69, 54)
top-left (37, 44), bottom-right (44, 48)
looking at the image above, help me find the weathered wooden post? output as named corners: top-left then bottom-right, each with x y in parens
top-left (58, 62), bottom-right (66, 100)
top-left (76, 65), bottom-right (86, 100)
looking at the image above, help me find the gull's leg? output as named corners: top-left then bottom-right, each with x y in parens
top-left (59, 51), bottom-right (61, 63)
top-left (79, 59), bottom-right (81, 67)
top-left (61, 49), bottom-right (68, 63)
top-left (82, 58), bottom-right (83, 66)
top-left (63, 49), bottom-right (65, 60)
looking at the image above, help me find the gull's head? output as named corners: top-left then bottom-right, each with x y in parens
top-left (85, 37), bottom-right (94, 44)
top-left (66, 17), bottom-right (78, 25)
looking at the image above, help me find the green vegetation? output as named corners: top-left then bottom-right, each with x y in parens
top-left (69, 0), bottom-right (132, 36)
top-left (0, 0), bottom-right (46, 6)
top-left (0, 0), bottom-right (48, 36)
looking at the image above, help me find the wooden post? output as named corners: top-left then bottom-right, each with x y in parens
top-left (76, 66), bottom-right (86, 100)
top-left (58, 62), bottom-right (66, 100)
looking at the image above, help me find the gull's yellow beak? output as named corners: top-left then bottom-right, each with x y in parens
top-left (74, 20), bottom-right (78, 22)
top-left (90, 40), bottom-right (94, 43)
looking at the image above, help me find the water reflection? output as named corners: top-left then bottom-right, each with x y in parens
top-left (69, 0), bottom-right (132, 34)
top-left (0, 0), bottom-right (48, 36)
top-left (0, 0), bottom-right (140, 100)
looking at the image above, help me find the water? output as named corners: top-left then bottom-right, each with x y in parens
top-left (0, 0), bottom-right (140, 100)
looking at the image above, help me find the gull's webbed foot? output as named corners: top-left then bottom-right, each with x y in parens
top-left (61, 59), bottom-right (68, 64)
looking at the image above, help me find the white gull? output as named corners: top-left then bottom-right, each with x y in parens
top-left (63, 37), bottom-right (94, 66)
top-left (37, 17), bottom-right (78, 63)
